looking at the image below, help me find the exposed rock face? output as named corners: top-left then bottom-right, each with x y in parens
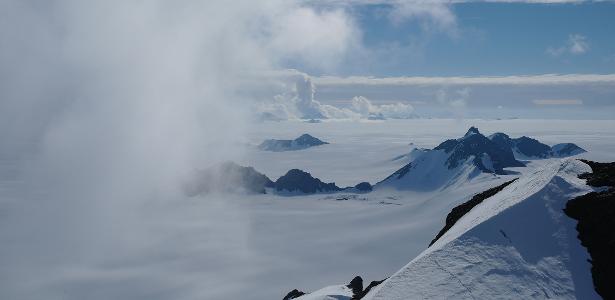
top-left (564, 160), bottom-right (615, 299)
top-left (578, 160), bottom-right (615, 187)
top-left (282, 289), bottom-right (306, 300)
top-left (429, 179), bottom-right (518, 247)
top-left (184, 161), bottom-right (274, 196)
top-left (357, 278), bottom-right (387, 299)
top-left (274, 169), bottom-right (341, 194)
top-left (434, 127), bottom-right (523, 173)
top-left (258, 134), bottom-right (328, 152)
top-left (347, 276), bottom-right (363, 296)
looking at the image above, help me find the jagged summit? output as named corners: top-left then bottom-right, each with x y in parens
top-left (464, 126), bottom-right (480, 137)
top-left (259, 134), bottom-right (329, 152)
top-left (434, 126), bottom-right (523, 173)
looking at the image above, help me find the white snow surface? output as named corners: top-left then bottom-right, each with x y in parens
top-left (376, 149), bottom-right (493, 191)
top-left (363, 159), bottom-right (600, 300)
top-left (295, 284), bottom-right (353, 300)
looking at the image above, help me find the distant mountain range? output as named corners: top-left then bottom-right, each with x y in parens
top-left (258, 134), bottom-right (328, 152)
top-left (377, 127), bottom-right (585, 191)
top-left (185, 162), bottom-right (371, 196)
top-left (190, 127), bottom-right (586, 195)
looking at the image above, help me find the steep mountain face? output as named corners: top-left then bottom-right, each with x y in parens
top-left (184, 161), bottom-right (274, 195)
top-left (363, 159), bottom-right (600, 300)
top-left (259, 134), bottom-right (328, 152)
top-left (488, 132), bottom-right (586, 159)
top-left (434, 127), bottom-right (523, 173)
top-left (274, 169), bottom-right (341, 194)
top-left (564, 160), bottom-right (615, 300)
top-left (377, 127), bottom-right (522, 191)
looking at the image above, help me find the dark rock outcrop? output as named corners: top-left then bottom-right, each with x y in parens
top-left (347, 276), bottom-right (363, 296)
top-left (184, 161), bottom-right (274, 196)
top-left (564, 160), bottom-right (615, 299)
top-left (429, 179), bottom-right (518, 247)
top-left (259, 134), bottom-right (328, 152)
top-left (274, 169), bottom-right (341, 194)
top-left (577, 160), bottom-right (615, 188)
top-left (282, 289), bottom-right (306, 300)
top-left (354, 182), bottom-right (373, 192)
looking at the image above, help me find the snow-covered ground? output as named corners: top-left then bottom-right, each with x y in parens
top-left (0, 119), bottom-right (614, 299)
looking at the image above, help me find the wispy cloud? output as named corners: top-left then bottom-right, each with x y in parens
top-left (533, 99), bottom-right (584, 105)
top-left (547, 34), bottom-right (590, 57)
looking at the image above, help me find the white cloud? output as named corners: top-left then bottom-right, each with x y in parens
top-left (314, 73), bottom-right (615, 86)
top-left (351, 96), bottom-right (416, 119)
top-left (265, 7), bottom-right (360, 70)
top-left (388, 1), bottom-right (457, 33)
top-left (547, 34), bottom-right (590, 57)
top-left (255, 72), bottom-right (417, 120)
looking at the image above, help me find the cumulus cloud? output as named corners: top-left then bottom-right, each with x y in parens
top-left (255, 72), bottom-right (417, 120)
top-left (351, 96), bottom-right (416, 119)
top-left (547, 34), bottom-right (590, 57)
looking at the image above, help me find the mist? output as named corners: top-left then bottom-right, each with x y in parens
top-left (0, 1), bottom-right (358, 299)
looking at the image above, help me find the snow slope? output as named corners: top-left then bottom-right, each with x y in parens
top-left (364, 159), bottom-right (599, 299)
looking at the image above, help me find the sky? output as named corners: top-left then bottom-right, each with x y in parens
top-left (295, 1), bottom-right (615, 77)
top-left (269, 0), bottom-right (615, 119)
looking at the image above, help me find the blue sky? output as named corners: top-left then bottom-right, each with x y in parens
top-left (295, 1), bottom-right (615, 77)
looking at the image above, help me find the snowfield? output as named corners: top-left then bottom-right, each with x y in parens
top-left (0, 119), bottom-right (614, 299)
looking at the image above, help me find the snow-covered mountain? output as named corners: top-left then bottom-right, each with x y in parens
top-left (377, 127), bottom-right (523, 191)
top-left (259, 134), bottom-right (329, 152)
top-left (288, 158), bottom-right (613, 300)
top-left (489, 132), bottom-right (586, 159)
top-left (363, 159), bottom-right (600, 299)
